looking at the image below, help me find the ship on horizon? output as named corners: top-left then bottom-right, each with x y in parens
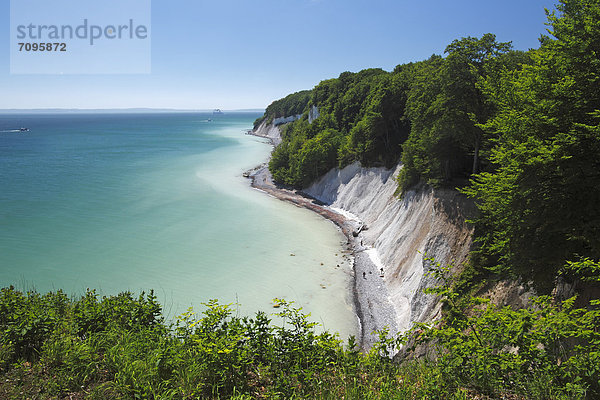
top-left (213, 109), bottom-right (224, 115)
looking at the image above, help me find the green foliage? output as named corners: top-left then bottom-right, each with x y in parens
top-left (0, 286), bottom-right (70, 367)
top-left (2, 287), bottom-right (445, 399)
top-left (400, 258), bottom-right (600, 399)
top-left (2, 280), bottom-right (599, 399)
top-left (398, 35), bottom-right (514, 192)
top-left (564, 258), bottom-right (600, 282)
top-left (73, 289), bottom-right (163, 335)
top-left (462, 0), bottom-right (600, 290)
top-left (269, 126), bottom-right (343, 186)
top-left (265, 68), bottom-right (410, 187)
top-left (262, 33), bottom-right (524, 190)
top-left (253, 90), bottom-right (312, 129)
top-left (259, 0), bottom-right (599, 303)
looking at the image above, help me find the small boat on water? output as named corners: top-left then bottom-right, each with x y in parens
top-left (19, 127), bottom-right (29, 132)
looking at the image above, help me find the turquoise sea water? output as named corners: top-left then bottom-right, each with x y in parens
top-left (0, 112), bottom-right (357, 338)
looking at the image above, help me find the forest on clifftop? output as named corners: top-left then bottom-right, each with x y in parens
top-left (260, 0), bottom-right (600, 296)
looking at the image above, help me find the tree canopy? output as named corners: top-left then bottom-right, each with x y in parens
top-left (258, 0), bottom-right (600, 293)
top-left (462, 0), bottom-right (600, 290)
top-left (267, 67), bottom-right (411, 186)
top-left (253, 90), bottom-right (312, 129)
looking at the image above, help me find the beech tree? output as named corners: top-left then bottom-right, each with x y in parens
top-left (398, 35), bottom-right (512, 190)
top-left (463, 0), bottom-right (600, 290)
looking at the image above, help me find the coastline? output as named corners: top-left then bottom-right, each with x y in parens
top-left (246, 127), bottom-right (398, 350)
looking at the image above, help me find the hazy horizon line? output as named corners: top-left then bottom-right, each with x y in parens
top-left (0, 108), bottom-right (265, 114)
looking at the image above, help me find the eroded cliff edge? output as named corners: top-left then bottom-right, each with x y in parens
top-left (251, 121), bottom-right (475, 348)
top-left (305, 163), bottom-right (475, 335)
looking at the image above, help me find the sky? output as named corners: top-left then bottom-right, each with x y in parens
top-left (1, 0), bottom-right (558, 110)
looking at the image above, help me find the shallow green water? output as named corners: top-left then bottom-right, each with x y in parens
top-left (0, 112), bottom-right (357, 338)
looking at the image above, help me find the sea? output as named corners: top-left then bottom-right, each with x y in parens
top-left (0, 112), bottom-right (357, 339)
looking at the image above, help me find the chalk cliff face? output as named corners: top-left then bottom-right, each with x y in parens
top-left (272, 114), bottom-right (302, 126)
top-left (252, 121), bottom-right (475, 336)
top-left (305, 162), bottom-right (474, 332)
top-left (254, 121), bottom-right (283, 146)
top-left (308, 105), bottom-right (320, 123)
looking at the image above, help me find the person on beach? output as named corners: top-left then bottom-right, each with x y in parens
top-left (362, 271), bottom-right (366, 279)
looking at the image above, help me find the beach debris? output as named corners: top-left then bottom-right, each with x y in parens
top-left (320, 284), bottom-right (327, 289)
top-left (290, 253), bottom-right (295, 256)
top-left (320, 262), bottom-right (324, 265)
top-left (272, 302), bottom-right (281, 308)
top-left (352, 224), bottom-right (366, 237)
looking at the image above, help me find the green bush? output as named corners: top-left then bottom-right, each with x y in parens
top-left (1, 288), bottom-right (430, 399)
top-left (1, 280), bottom-right (598, 399)
top-left (398, 258), bottom-right (600, 399)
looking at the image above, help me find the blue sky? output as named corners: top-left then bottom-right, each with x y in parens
top-left (1, 0), bottom-right (557, 110)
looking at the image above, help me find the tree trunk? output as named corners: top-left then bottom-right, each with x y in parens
top-left (472, 135), bottom-right (481, 175)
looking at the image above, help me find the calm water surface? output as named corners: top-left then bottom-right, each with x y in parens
top-left (0, 112), bottom-right (357, 338)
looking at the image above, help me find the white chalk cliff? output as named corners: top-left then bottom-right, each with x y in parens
top-left (253, 120), bottom-right (284, 146)
top-left (272, 114), bottom-right (302, 126)
top-left (305, 162), bottom-right (474, 333)
top-left (253, 120), bottom-right (474, 339)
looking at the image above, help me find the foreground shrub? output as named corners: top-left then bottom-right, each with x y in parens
top-left (1, 282), bottom-right (598, 399)
top-left (0, 288), bottom-right (437, 399)
top-left (398, 259), bottom-right (600, 399)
